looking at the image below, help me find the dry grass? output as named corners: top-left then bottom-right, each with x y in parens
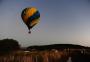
top-left (0, 49), bottom-right (69, 62)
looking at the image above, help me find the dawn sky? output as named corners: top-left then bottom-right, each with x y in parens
top-left (0, 0), bottom-right (90, 47)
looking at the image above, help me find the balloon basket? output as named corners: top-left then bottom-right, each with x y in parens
top-left (28, 31), bottom-right (31, 34)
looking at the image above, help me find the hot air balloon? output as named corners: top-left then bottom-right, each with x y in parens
top-left (21, 7), bottom-right (40, 33)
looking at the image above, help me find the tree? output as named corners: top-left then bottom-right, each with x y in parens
top-left (0, 39), bottom-right (20, 55)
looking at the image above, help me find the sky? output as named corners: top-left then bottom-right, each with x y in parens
top-left (0, 0), bottom-right (90, 47)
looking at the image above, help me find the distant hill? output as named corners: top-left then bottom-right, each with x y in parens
top-left (27, 44), bottom-right (89, 51)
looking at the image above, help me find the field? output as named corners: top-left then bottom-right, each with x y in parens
top-left (0, 49), bottom-right (69, 62)
top-left (0, 48), bottom-right (90, 62)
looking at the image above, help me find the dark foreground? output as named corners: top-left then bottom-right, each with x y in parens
top-left (0, 47), bottom-right (90, 62)
top-left (0, 39), bottom-right (90, 62)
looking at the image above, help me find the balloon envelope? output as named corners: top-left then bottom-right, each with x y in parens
top-left (21, 7), bottom-right (40, 33)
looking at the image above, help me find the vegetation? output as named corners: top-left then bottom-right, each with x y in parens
top-left (0, 39), bottom-right (20, 55)
top-left (27, 44), bottom-right (85, 51)
top-left (0, 38), bottom-right (90, 62)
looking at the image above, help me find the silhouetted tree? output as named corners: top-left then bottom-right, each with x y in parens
top-left (0, 39), bottom-right (20, 55)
